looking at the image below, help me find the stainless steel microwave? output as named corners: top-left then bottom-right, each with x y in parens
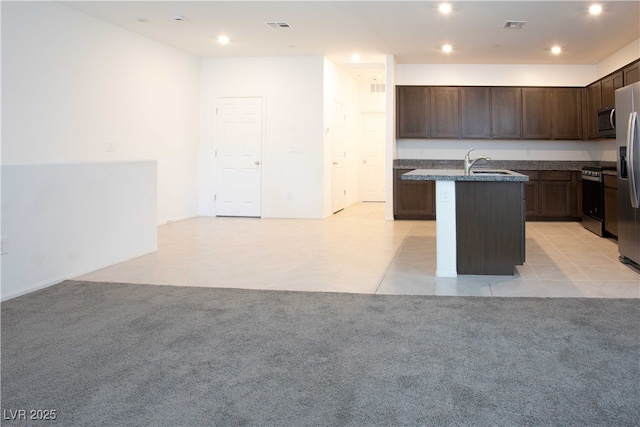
top-left (597, 106), bottom-right (616, 138)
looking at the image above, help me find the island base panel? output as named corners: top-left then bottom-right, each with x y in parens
top-left (455, 181), bottom-right (525, 275)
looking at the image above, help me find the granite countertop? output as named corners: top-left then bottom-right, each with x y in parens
top-left (603, 170), bottom-right (617, 176)
top-left (402, 169), bottom-right (529, 182)
top-left (394, 159), bottom-right (617, 171)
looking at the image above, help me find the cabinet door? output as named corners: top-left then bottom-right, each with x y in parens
top-left (576, 173), bottom-right (582, 221)
top-left (491, 88), bottom-right (522, 139)
top-left (551, 88), bottom-right (583, 140)
top-left (623, 60), bottom-right (640, 85)
top-left (541, 181), bottom-right (572, 218)
top-left (601, 71), bottom-right (624, 108)
top-left (514, 170), bottom-right (540, 218)
top-left (524, 181), bottom-right (540, 218)
top-left (604, 186), bottom-right (618, 237)
top-left (522, 88), bottom-right (551, 139)
top-left (460, 87), bottom-right (491, 138)
top-left (585, 82), bottom-right (602, 140)
top-left (430, 87), bottom-right (459, 138)
top-left (393, 169), bottom-right (435, 219)
top-left (397, 87), bottom-right (430, 138)
top-left (540, 171), bottom-right (572, 218)
top-left (571, 171), bottom-right (581, 218)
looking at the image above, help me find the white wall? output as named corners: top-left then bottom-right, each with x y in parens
top-left (199, 57), bottom-right (325, 219)
top-left (323, 59), bottom-right (360, 216)
top-left (385, 55), bottom-right (398, 221)
top-left (1, 2), bottom-right (200, 298)
top-left (359, 80), bottom-right (386, 113)
top-left (1, 1), bottom-right (201, 225)
top-left (597, 38), bottom-right (640, 79)
top-left (397, 64), bottom-right (598, 87)
top-left (1, 162), bottom-right (157, 301)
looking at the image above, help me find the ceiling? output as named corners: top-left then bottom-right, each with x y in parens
top-left (63, 1), bottom-right (640, 81)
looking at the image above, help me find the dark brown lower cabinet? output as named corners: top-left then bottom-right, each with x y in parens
top-left (456, 181), bottom-right (525, 275)
top-left (540, 171), bottom-right (572, 218)
top-left (604, 174), bottom-right (618, 236)
top-left (572, 172), bottom-right (581, 218)
top-left (395, 168), bottom-right (580, 222)
top-left (393, 169), bottom-right (436, 219)
top-left (516, 170), bottom-right (577, 220)
top-left (515, 171), bottom-right (540, 217)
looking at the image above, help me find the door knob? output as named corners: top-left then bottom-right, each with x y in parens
top-left (333, 162), bottom-right (339, 165)
top-left (255, 161), bottom-right (261, 166)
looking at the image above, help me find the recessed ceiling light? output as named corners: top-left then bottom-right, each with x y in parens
top-left (589, 4), bottom-right (602, 15)
top-left (136, 17), bottom-right (148, 23)
top-left (439, 3), bottom-right (452, 14)
top-left (442, 44), bottom-right (453, 53)
top-left (173, 15), bottom-right (184, 22)
top-left (551, 46), bottom-right (562, 55)
top-left (218, 35), bottom-right (230, 45)
top-left (351, 53), bottom-right (361, 61)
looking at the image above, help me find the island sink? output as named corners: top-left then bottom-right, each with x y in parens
top-left (471, 169), bottom-right (518, 176)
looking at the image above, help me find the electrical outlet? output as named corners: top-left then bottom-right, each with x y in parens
top-left (105, 140), bottom-right (116, 152)
top-left (287, 192), bottom-right (293, 200)
top-left (1, 237), bottom-right (8, 255)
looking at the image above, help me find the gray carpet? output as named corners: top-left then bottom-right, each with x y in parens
top-left (1, 280), bottom-right (639, 426)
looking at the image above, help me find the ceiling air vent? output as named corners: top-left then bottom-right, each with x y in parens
top-left (265, 22), bottom-right (293, 30)
top-left (503, 21), bottom-right (526, 29)
top-left (370, 84), bottom-right (386, 93)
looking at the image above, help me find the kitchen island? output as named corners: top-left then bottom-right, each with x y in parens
top-left (402, 169), bottom-right (529, 277)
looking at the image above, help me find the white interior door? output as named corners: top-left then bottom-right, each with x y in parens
top-left (215, 97), bottom-right (263, 217)
top-left (332, 102), bottom-right (347, 213)
top-left (360, 113), bottom-right (386, 202)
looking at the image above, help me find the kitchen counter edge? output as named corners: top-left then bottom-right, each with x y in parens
top-left (402, 169), bottom-right (529, 182)
top-left (394, 159), bottom-right (616, 171)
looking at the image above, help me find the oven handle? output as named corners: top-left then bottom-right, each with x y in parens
top-left (582, 174), bottom-right (602, 182)
top-left (628, 112), bottom-right (639, 208)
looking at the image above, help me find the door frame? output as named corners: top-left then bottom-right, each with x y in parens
top-left (213, 95), bottom-right (266, 217)
top-left (331, 99), bottom-right (347, 213)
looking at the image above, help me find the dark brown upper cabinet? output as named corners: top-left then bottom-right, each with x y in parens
top-left (522, 88), bottom-right (551, 139)
top-left (460, 87), bottom-right (491, 139)
top-left (396, 59), bottom-right (640, 142)
top-left (586, 81), bottom-right (602, 140)
top-left (430, 87), bottom-right (460, 138)
top-left (623, 59), bottom-right (640, 85)
top-left (397, 86), bottom-right (430, 138)
top-left (550, 88), bottom-right (583, 140)
top-left (601, 71), bottom-right (623, 108)
top-left (491, 87), bottom-right (522, 139)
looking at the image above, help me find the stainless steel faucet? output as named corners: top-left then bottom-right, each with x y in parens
top-left (464, 148), bottom-right (491, 175)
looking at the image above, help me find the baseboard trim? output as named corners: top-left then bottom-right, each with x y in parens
top-left (0, 247), bottom-right (158, 302)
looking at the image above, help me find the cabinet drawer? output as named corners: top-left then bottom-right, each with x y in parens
top-left (541, 170), bottom-right (571, 181)
top-left (514, 170), bottom-right (539, 180)
top-left (604, 174), bottom-right (617, 189)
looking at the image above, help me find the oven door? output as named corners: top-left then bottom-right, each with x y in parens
top-left (582, 174), bottom-right (605, 236)
top-left (583, 175), bottom-right (604, 219)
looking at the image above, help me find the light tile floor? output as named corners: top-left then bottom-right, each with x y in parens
top-left (77, 203), bottom-right (640, 298)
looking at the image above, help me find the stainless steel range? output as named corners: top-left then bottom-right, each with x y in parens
top-left (582, 166), bottom-right (606, 236)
